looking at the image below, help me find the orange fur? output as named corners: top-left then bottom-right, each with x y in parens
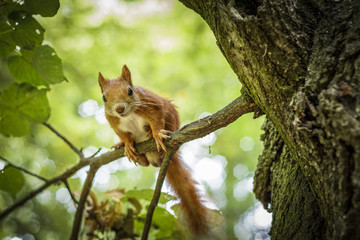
top-left (98, 65), bottom-right (209, 235)
top-left (167, 152), bottom-right (209, 235)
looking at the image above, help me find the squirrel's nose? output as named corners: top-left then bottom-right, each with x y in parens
top-left (116, 106), bottom-right (125, 114)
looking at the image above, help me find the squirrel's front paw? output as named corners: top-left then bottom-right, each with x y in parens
top-left (154, 129), bottom-right (172, 152)
top-left (124, 143), bottom-right (138, 162)
top-left (112, 141), bottom-right (138, 162)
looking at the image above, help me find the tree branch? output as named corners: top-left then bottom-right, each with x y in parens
top-left (43, 122), bottom-right (84, 159)
top-left (0, 156), bottom-right (48, 182)
top-left (63, 180), bottom-right (78, 205)
top-left (0, 160), bottom-right (88, 221)
top-left (141, 149), bottom-right (178, 240)
top-left (70, 163), bottom-right (100, 240)
top-left (169, 95), bottom-right (259, 147)
top-left (0, 95), bottom-right (258, 228)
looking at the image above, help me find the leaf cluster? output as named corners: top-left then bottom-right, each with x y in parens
top-left (83, 188), bottom-right (185, 240)
top-left (0, 0), bottom-right (64, 136)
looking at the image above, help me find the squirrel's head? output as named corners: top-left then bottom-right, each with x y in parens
top-left (98, 65), bottom-right (137, 118)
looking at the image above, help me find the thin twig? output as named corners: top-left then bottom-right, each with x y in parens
top-left (0, 160), bottom-right (88, 221)
top-left (0, 149), bottom-right (124, 221)
top-left (0, 156), bottom-right (48, 182)
top-left (90, 148), bottom-right (102, 158)
top-left (70, 164), bottom-right (100, 240)
top-left (63, 180), bottom-right (78, 205)
top-left (141, 149), bottom-right (177, 240)
top-left (43, 122), bottom-right (84, 158)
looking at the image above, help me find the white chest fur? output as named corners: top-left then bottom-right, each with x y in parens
top-left (118, 113), bottom-right (150, 143)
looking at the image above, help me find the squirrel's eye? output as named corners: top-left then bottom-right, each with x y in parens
top-left (102, 95), bottom-right (107, 102)
top-left (128, 87), bottom-right (133, 96)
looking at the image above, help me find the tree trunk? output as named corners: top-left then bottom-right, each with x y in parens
top-left (179, 0), bottom-right (360, 239)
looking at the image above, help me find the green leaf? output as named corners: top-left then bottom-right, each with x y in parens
top-left (0, 109), bottom-right (30, 136)
top-left (153, 207), bottom-right (176, 238)
top-left (134, 219), bottom-right (145, 235)
top-left (0, 19), bottom-right (16, 57)
top-left (8, 45), bottom-right (65, 86)
top-left (8, 55), bottom-right (48, 86)
top-left (24, 0), bottom-right (60, 17)
top-left (0, 2), bottom-right (26, 18)
top-left (0, 166), bottom-right (25, 196)
top-left (0, 83), bottom-right (50, 136)
top-left (32, 45), bottom-right (64, 84)
top-left (10, 15), bottom-right (44, 50)
top-left (170, 203), bottom-right (181, 217)
top-left (125, 189), bottom-right (176, 204)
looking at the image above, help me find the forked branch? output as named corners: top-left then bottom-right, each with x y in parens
top-left (70, 163), bottom-right (100, 240)
top-left (0, 95), bottom-right (260, 239)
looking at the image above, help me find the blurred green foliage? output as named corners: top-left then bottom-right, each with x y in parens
top-left (0, 0), bottom-right (266, 239)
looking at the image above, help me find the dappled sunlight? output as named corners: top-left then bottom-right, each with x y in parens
top-left (94, 106), bottom-right (107, 124)
top-left (72, 166), bottom-right (90, 185)
top-left (240, 136), bottom-right (255, 151)
top-left (194, 156), bottom-right (227, 190)
top-left (233, 176), bottom-right (254, 201)
top-left (55, 188), bottom-right (77, 213)
top-left (82, 146), bottom-right (99, 158)
top-left (234, 202), bottom-right (272, 240)
top-left (4, 236), bottom-right (35, 240)
top-left (89, 0), bottom-right (174, 26)
top-left (93, 167), bottom-right (111, 186)
top-left (0, 161), bottom-right (5, 171)
top-left (152, 35), bottom-right (179, 52)
top-left (36, 190), bottom-right (52, 205)
top-left (233, 163), bottom-right (249, 180)
top-left (78, 99), bottom-right (98, 118)
top-left (254, 206), bottom-right (272, 229)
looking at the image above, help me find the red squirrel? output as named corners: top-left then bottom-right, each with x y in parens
top-left (98, 65), bottom-right (209, 235)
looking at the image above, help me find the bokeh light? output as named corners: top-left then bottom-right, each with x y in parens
top-left (0, 0), bottom-right (266, 238)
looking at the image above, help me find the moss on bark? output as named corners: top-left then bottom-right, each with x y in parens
top-left (179, 0), bottom-right (360, 239)
top-left (255, 119), bottom-right (325, 239)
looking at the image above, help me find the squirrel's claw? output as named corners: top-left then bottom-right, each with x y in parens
top-left (124, 143), bottom-right (138, 163)
top-left (159, 129), bottom-right (171, 139)
top-left (155, 138), bottom-right (166, 152)
top-left (154, 129), bottom-right (172, 152)
top-left (112, 141), bottom-right (138, 164)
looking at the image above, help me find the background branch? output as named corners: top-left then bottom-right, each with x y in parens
top-left (0, 160), bottom-right (88, 221)
top-left (0, 148), bottom-right (125, 221)
top-left (70, 163), bottom-right (100, 240)
top-left (63, 180), bottom-right (79, 205)
top-left (141, 149), bottom-right (178, 240)
top-left (43, 122), bottom-right (84, 158)
top-left (0, 156), bottom-right (48, 182)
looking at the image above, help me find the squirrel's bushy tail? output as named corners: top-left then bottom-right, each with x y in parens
top-left (166, 151), bottom-right (209, 236)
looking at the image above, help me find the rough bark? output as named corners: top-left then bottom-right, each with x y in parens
top-left (254, 119), bottom-right (325, 240)
top-left (179, 0), bottom-right (360, 239)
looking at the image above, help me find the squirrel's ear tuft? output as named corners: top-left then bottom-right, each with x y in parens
top-left (120, 64), bottom-right (132, 86)
top-left (98, 72), bottom-right (107, 91)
